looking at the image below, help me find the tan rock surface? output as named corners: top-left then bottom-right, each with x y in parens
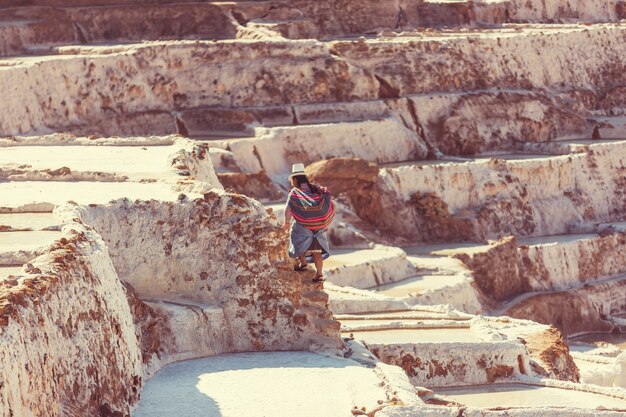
top-left (454, 236), bottom-right (529, 301)
top-left (523, 327), bottom-right (581, 382)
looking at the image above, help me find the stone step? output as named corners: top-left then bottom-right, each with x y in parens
top-left (193, 107), bottom-right (626, 164)
top-left (380, 152), bottom-right (562, 170)
top-left (295, 305), bottom-right (334, 321)
top-left (299, 276), bottom-right (326, 293)
top-left (384, 249), bottom-right (485, 314)
top-left (301, 289), bottom-right (329, 307)
top-left (312, 318), bottom-right (341, 333)
top-left (0, 40), bottom-right (382, 137)
top-left (328, 227), bottom-right (626, 330)
top-left (243, 2), bottom-right (625, 40)
top-left (382, 138), bottom-right (626, 172)
top-left (326, 226), bottom-right (626, 316)
top-left (179, 99), bottom-right (392, 141)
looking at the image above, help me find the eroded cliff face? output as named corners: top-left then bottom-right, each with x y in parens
top-left (78, 192), bottom-right (341, 359)
top-left (2, 23), bottom-right (624, 154)
top-left (5, 0), bottom-right (622, 59)
top-left (378, 144), bottom-right (626, 241)
top-left (0, 221), bottom-right (142, 417)
top-left (0, 41), bottom-right (378, 136)
top-left (224, 0), bottom-right (625, 39)
top-left (505, 278), bottom-right (626, 336)
top-left (0, 4), bottom-right (236, 57)
top-left (523, 327), bottom-right (580, 381)
top-left (329, 25), bottom-right (626, 154)
top-left (506, 0), bottom-right (623, 21)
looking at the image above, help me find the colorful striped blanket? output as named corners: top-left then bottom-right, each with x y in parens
top-left (287, 184), bottom-right (335, 230)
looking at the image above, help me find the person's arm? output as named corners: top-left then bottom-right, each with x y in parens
top-left (283, 205), bottom-right (292, 229)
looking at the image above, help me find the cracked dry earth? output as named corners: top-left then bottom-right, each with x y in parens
top-left (2, 0), bottom-right (626, 416)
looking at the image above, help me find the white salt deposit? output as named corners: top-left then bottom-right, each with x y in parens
top-left (0, 212), bottom-right (60, 230)
top-left (133, 352), bottom-right (389, 417)
top-left (0, 181), bottom-right (184, 208)
top-left (0, 265), bottom-right (23, 278)
top-left (0, 145), bottom-right (178, 180)
top-left (0, 230), bottom-right (61, 252)
top-left (326, 248), bottom-right (403, 269)
top-left (374, 274), bottom-right (469, 297)
top-left (325, 246), bottom-right (414, 289)
top-left (404, 243), bottom-right (492, 257)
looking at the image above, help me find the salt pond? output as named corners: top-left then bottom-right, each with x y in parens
top-left (133, 351), bottom-right (387, 417)
top-left (436, 383), bottom-right (626, 409)
top-left (347, 327), bottom-right (477, 344)
top-left (573, 333), bottom-right (626, 349)
top-left (0, 212), bottom-right (60, 230)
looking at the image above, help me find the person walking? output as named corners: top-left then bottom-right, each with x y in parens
top-left (282, 163), bottom-right (335, 283)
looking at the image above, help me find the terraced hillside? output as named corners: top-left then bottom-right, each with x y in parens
top-left (1, 1), bottom-right (626, 416)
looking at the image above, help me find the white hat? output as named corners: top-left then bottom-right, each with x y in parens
top-left (288, 163), bottom-right (306, 180)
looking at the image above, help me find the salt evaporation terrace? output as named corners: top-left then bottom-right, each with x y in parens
top-left (2, 0), bottom-right (626, 416)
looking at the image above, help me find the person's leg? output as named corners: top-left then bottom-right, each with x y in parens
top-left (294, 254), bottom-right (308, 271)
top-left (312, 252), bottom-right (323, 278)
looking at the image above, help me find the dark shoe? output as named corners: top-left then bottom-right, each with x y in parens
top-left (312, 274), bottom-right (325, 283)
top-left (294, 262), bottom-right (309, 272)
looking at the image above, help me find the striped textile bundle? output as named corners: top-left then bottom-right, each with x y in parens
top-left (287, 184), bottom-right (336, 230)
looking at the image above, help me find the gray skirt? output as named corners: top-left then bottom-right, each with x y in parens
top-left (288, 222), bottom-right (330, 260)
